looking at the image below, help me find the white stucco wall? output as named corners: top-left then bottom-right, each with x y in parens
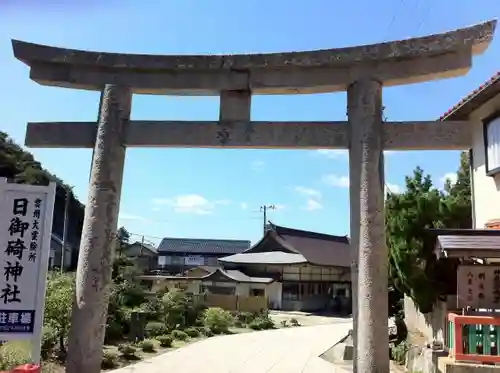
top-left (469, 94), bottom-right (500, 228)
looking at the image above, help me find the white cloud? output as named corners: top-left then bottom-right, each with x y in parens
top-left (119, 213), bottom-right (147, 222)
top-left (316, 149), bottom-right (347, 159)
top-left (440, 172), bottom-right (458, 187)
top-left (251, 160), bottom-right (265, 171)
top-left (385, 183), bottom-right (401, 194)
top-left (322, 174), bottom-right (350, 188)
top-left (240, 202), bottom-right (248, 210)
top-left (294, 186), bottom-right (322, 200)
top-left (304, 199), bottom-right (323, 211)
top-left (152, 194), bottom-right (218, 215)
top-left (274, 204), bottom-right (286, 211)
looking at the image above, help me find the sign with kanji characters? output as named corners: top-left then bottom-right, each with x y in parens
top-left (0, 179), bottom-right (55, 343)
top-left (457, 265), bottom-right (500, 309)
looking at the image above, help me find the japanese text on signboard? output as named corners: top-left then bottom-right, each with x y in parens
top-left (457, 265), bottom-right (500, 309)
top-left (0, 195), bottom-right (44, 333)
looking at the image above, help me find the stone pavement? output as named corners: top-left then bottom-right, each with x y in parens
top-left (110, 318), bottom-right (353, 373)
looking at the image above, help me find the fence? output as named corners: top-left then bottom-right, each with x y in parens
top-left (195, 294), bottom-right (267, 313)
top-left (448, 313), bottom-right (500, 364)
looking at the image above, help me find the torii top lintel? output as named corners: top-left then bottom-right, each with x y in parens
top-left (12, 20), bottom-right (496, 95)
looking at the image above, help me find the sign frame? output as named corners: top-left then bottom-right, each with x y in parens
top-left (0, 178), bottom-right (56, 363)
top-left (457, 264), bottom-right (500, 310)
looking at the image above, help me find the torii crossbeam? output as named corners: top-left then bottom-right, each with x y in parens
top-left (12, 19), bottom-right (496, 373)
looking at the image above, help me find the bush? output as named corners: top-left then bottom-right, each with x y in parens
top-left (390, 339), bottom-right (409, 364)
top-left (145, 321), bottom-right (168, 337)
top-left (157, 335), bottom-right (173, 347)
top-left (236, 312), bottom-right (254, 325)
top-left (290, 318), bottom-right (300, 327)
top-left (117, 344), bottom-right (137, 360)
top-left (201, 326), bottom-right (214, 337)
top-left (0, 342), bottom-right (30, 371)
top-left (101, 350), bottom-right (119, 369)
top-left (171, 330), bottom-right (189, 341)
top-left (41, 326), bottom-right (58, 359)
top-left (140, 339), bottom-right (156, 353)
top-left (184, 327), bottom-right (200, 338)
top-left (162, 289), bottom-right (206, 329)
top-left (248, 315), bottom-right (275, 330)
top-left (203, 307), bottom-right (233, 334)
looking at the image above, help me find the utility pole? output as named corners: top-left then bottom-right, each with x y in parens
top-left (60, 186), bottom-right (71, 273)
top-left (260, 204), bottom-right (275, 235)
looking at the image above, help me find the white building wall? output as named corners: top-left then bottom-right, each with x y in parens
top-left (469, 94), bottom-right (500, 228)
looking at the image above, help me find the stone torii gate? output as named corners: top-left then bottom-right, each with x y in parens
top-left (12, 20), bottom-right (495, 373)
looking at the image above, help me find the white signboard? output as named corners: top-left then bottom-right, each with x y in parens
top-left (184, 256), bottom-right (204, 266)
top-left (0, 179), bottom-right (55, 362)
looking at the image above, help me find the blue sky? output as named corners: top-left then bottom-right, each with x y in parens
top-left (0, 0), bottom-right (498, 245)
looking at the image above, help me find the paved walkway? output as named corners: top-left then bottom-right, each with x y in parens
top-left (111, 318), bottom-right (353, 373)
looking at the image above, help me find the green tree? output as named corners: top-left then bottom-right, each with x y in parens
top-left (387, 152), bottom-right (471, 313)
top-left (44, 272), bottom-right (75, 355)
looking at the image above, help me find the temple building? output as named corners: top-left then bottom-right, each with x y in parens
top-left (219, 223), bottom-right (352, 312)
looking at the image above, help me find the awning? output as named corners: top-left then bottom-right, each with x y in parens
top-left (435, 234), bottom-right (500, 258)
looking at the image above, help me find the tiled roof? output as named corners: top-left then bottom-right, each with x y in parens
top-left (440, 72), bottom-right (500, 121)
top-left (157, 237), bottom-right (251, 255)
top-left (241, 222), bottom-right (351, 267)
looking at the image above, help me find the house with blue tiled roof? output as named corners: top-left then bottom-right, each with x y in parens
top-left (156, 237), bottom-right (251, 274)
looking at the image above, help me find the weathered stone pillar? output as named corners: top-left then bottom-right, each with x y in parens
top-left (219, 90), bottom-right (251, 121)
top-left (348, 79), bottom-right (388, 373)
top-left (66, 85), bottom-right (132, 373)
top-left (348, 146), bottom-right (360, 373)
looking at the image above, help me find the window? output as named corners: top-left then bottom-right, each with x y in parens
top-left (484, 115), bottom-right (500, 175)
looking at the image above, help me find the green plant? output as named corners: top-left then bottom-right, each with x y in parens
top-left (140, 339), bottom-right (156, 353)
top-left (236, 311), bottom-right (254, 325)
top-left (157, 335), bottom-right (173, 347)
top-left (390, 339), bottom-right (409, 365)
top-left (0, 342), bottom-right (30, 370)
top-left (290, 318), bottom-right (300, 327)
top-left (44, 272), bottom-right (75, 355)
top-left (184, 327), bottom-right (200, 338)
top-left (162, 289), bottom-right (206, 329)
top-left (249, 314), bottom-right (275, 330)
top-left (203, 307), bottom-right (234, 334)
top-left (117, 344), bottom-right (138, 360)
top-left (145, 321), bottom-right (168, 337)
top-left (101, 350), bottom-right (119, 369)
top-left (171, 329), bottom-right (189, 341)
top-left (201, 326), bottom-right (214, 337)
top-left (388, 155), bottom-right (471, 313)
top-left (41, 326), bottom-right (58, 359)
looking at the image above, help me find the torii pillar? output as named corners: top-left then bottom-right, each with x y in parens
top-left (12, 20), bottom-right (496, 373)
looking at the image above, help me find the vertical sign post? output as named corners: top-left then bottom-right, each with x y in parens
top-left (0, 178), bottom-right (56, 364)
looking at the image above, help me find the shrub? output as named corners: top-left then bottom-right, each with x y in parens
top-left (157, 335), bottom-right (173, 347)
top-left (101, 350), bottom-right (119, 369)
top-left (236, 311), bottom-right (254, 325)
top-left (390, 339), bottom-right (409, 365)
top-left (201, 326), bottom-right (214, 337)
top-left (44, 272), bottom-right (75, 354)
top-left (290, 318), bottom-right (300, 327)
top-left (203, 307), bottom-right (233, 334)
top-left (140, 339), bottom-right (156, 353)
top-left (248, 315), bottom-right (275, 330)
top-left (117, 344), bottom-right (137, 360)
top-left (162, 289), bottom-right (206, 329)
top-left (41, 326), bottom-right (58, 359)
top-left (0, 342), bottom-right (30, 370)
top-left (145, 321), bottom-right (168, 337)
top-left (171, 330), bottom-right (189, 341)
top-left (184, 327), bottom-right (200, 338)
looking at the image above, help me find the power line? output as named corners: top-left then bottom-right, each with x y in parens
top-left (383, 0), bottom-right (408, 40)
